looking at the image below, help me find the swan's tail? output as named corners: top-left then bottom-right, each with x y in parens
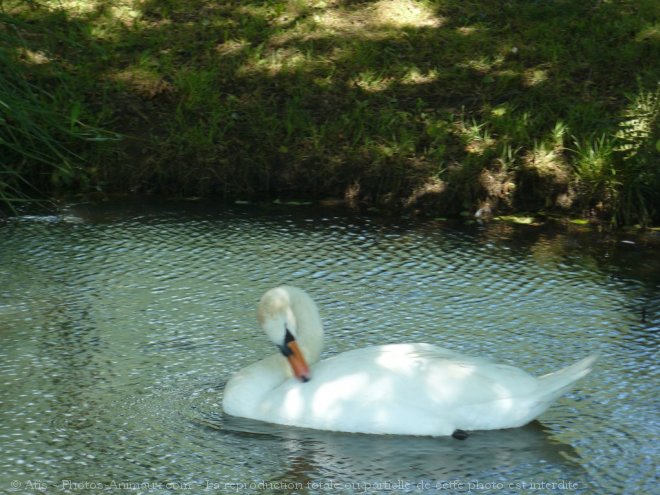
top-left (537, 354), bottom-right (599, 402)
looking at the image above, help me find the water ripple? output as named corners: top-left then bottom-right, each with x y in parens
top-left (0, 203), bottom-right (657, 493)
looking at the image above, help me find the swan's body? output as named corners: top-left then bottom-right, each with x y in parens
top-left (223, 286), bottom-right (597, 436)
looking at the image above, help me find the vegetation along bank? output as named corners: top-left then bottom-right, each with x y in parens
top-left (1, 0), bottom-right (659, 226)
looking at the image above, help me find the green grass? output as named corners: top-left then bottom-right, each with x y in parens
top-left (0, 9), bottom-right (118, 212)
top-left (2, 0), bottom-right (659, 225)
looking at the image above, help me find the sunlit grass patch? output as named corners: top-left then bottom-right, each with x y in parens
top-left (16, 47), bottom-right (51, 65)
top-left (455, 119), bottom-right (496, 156)
top-left (112, 66), bottom-right (172, 98)
top-left (43, 0), bottom-right (138, 19)
top-left (636, 24), bottom-right (660, 42)
top-left (352, 70), bottom-right (395, 92)
top-left (371, 0), bottom-right (443, 29)
top-left (569, 218), bottom-right (590, 226)
top-left (216, 39), bottom-right (250, 57)
top-left (313, 0), bottom-right (442, 35)
top-left (494, 215), bottom-right (539, 226)
top-left (401, 68), bottom-right (439, 85)
top-left (459, 55), bottom-right (504, 74)
top-left (522, 67), bottom-right (549, 88)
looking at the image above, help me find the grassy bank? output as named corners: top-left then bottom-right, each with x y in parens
top-left (2, 0), bottom-right (659, 225)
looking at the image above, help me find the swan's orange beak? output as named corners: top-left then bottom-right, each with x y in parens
top-left (284, 340), bottom-right (310, 382)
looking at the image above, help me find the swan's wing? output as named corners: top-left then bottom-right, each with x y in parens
top-left (360, 343), bottom-right (544, 431)
top-left (306, 343), bottom-right (539, 407)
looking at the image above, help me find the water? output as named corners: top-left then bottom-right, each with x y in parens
top-left (0, 201), bottom-right (658, 494)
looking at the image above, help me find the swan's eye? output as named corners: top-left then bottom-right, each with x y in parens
top-left (284, 326), bottom-right (295, 345)
top-left (279, 326), bottom-right (296, 356)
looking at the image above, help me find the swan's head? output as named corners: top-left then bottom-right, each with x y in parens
top-left (257, 286), bottom-right (315, 382)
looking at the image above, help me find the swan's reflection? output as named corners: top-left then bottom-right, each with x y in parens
top-left (210, 414), bottom-right (582, 487)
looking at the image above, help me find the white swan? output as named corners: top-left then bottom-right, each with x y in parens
top-left (223, 286), bottom-right (597, 437)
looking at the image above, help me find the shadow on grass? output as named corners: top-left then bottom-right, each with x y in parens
top-left (3, 0), bottom-right (659, 221)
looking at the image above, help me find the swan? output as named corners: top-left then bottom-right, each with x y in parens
top-left (223, 286), bottom-right (597, 437)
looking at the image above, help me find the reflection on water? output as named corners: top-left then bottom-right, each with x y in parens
top-left (216, 415), bottom-right (582, 481)
top-left (0, 201), bottom-right (658, 494)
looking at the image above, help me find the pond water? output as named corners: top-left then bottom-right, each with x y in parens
top-left (0, 201), bottom-right (658, 494)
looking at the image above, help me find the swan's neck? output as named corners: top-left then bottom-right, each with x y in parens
top-left (287, 286), bottom-right (324, 365)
